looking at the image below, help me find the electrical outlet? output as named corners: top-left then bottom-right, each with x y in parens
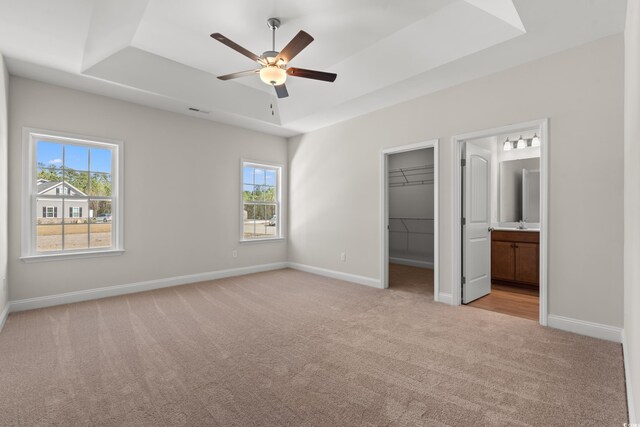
top-left (232, 250), bottom-right (238, 258)
top-left (340, 251), bottom-right (346, 262)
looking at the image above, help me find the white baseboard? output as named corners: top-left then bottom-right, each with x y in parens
top-left (9, 262), bottom-right (288, 313)
top-left (547, 314), bottom-right (622, 343)
top-left (436, 292), bottom-right (453, 305)
top-left (287, 262), bottom-right (382, 289)
top-left (389, 257), bottom-right (434, 269)
top-left (623, 329), bottom-right (637, 423)
top-left (0, 302), bottom-right (9, 332)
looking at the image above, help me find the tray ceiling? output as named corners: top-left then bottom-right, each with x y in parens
top-left (0, 0), bottom-right (627, 137)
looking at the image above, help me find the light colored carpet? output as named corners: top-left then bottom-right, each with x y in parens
top-left (0, 265), bottom-right (628, 426)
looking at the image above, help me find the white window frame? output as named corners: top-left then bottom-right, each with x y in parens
top-left (70, 207), bottom-right (81, 218)
top-left (45, 206), bottom-right (56, 218)
top-left (240, 160), bottom-right (284, 243)
top-left (21, 128), bottom-right (125, 262)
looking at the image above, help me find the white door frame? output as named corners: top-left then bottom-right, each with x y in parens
top-left (451, 119), bottom-right (549, 326)
top-left (380, 139), bottom-right (439, 300)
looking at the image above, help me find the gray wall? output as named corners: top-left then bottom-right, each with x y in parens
top-left (8, 77), bottom-right (288, 301)
top-left (0, 54), bottom-right (7, 317)
top-left (289, 35), bottom-right (624, 328)
top-left (625, 0), bottom-right (640, 420)
top-left (388, 148), bottom-right (434, 264)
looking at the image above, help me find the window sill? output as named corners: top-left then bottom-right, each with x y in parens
top-left (239, 237), bottom-right (286, 244)
top-left (20, 249), bottom-right (125, 263)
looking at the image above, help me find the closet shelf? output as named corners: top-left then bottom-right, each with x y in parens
top-left (389, 217), bottom-right (434, 236)
top-left (389, 164), bottom-right (434, 187)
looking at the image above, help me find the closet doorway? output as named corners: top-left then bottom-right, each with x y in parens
top-left (380, 140), bottom-right (439, 300)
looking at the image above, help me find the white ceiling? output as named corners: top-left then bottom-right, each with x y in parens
top-left (0, 0), bottom-right (627, 137)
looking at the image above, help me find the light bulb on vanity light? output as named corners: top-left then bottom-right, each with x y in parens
top-left (516, 135), bottom-right (526, 149)
top-left (503, 138), bottom-right (512, 151)
top-left (531, 133), bottom-right (541, 147)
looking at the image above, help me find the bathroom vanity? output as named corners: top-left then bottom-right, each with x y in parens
top-left (491, 229), bottom-right (539, 288)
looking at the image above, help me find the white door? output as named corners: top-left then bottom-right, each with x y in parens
top-left (462, 143), bottom-right (492, 303)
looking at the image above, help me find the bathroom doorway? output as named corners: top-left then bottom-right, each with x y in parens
top-left (452, 120), bottom-right (548, 324)
top-left (380, 140), bottom-right (439, 300)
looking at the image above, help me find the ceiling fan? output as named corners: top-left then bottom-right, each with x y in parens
top-left (211, 18), bottom-right (337, 99)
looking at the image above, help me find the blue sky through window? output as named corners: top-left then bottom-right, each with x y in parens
top-left (243, 166), bottom-right (276, 187)
top-left (37, 141), bottom-right (112, 173)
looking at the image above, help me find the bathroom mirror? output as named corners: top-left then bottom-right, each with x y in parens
top-left (499, 158), bottom-right (540, 223)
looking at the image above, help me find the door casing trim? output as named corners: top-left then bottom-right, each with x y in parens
top-left (380, 139), bottom-right (439, 300)
top-left (451, 119), bottom-right (549, 326)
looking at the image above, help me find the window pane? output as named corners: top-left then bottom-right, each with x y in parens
top-left (65, 145), bottom-right (88, 171)
top-left (253, 204), bottom-right (267, 238)
top-left (63, 201), bottom-right (88, 250)
top-left (266, 169), bottom-right (277, 186)
top-left (37, 221), bottom-right (63, 252)
top-left (265, 205), bottom-right (277, 237)
top-left (64, 169), bottom-right (89, 195)
top-left (36, 141), bottom-right (63, 170)
top-left (243, 167), bottom-right (254, 185)
top-left (65, 201), bottom-right (86, 222)
top-left (37, 167), bottom-right (63, 189)
top-left (243, 203), bottom-right (256, 238)
top-left (90, 199), bottom-right (112, 249)
top-left (263, 186), bottom-right (276, 202)
top-left (243, 184), bottom-right (254, 201)
top-left (89, 200), bottom-right (112, 223)
top-left (252, 185), bottom-right (266, 201)
top-left (90, 147), bottom-right (112, 173)
top-left (254, 168), bottom-right (266, 186)
top-left (90, 223), bottom-right (112, 248)
top-left (89, 173), bottom-right (112, 196)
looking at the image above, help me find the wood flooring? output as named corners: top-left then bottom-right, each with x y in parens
top-left (388, 263), bottom-right (539, 321)
top-left (467, 283), bottom-right (539, 321)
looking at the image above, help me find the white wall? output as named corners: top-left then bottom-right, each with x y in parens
top-left (625, 0), bottom-right (640, 421)
top-left (289, 35), bottom-right (624, 328)
top-left (388, 148), bottom-right (434, 265)
top-left (8, 77), bottom-right (288, 301)
top-left (0, 54), bottom-right (8, 321)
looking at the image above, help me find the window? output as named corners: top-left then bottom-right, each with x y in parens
top-left (69, 207), bottom-right (82, 218)
top-left (44, 206), bottom-right (57, 218)
top-left (241, 161), bottom-right (282, 241)
top-left (22, 128), bottom-right (124, 260)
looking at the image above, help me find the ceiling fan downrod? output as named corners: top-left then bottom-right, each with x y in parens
top-left (267, 18), bottom-right (280, 52)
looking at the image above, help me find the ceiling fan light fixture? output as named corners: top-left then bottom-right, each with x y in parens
top-left (260, 65), bottom-right (287, 86)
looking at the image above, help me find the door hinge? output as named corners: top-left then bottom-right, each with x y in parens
top-left (462, 276), bottom-right (466, 285)
top-left (461, 159), bottom-right (466, 167)
top-left (461, 217), bottom-right (466, 226)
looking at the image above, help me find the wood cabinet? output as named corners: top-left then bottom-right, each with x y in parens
top-left (491, 230), bottom-right (539, 288)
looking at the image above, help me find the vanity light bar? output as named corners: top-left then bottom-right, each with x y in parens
top-left (503, 133), bottom-right (541, 151)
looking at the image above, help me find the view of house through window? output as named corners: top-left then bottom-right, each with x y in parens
top-left (242, 162), bottom-right (281, 240)
top-left (34, 138), bottom-right (115, 252)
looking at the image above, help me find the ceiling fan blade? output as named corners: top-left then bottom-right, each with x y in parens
top-left (217, 69), bottom-right (260, 81)
top-left (210, 33), bottom-right (264, 64)
top-left (275, 31), bottom-right (314, 64)
top-left (274, 84), bottom-right (289, 99)
top-left (287, 67), bottom-right (337, 82)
